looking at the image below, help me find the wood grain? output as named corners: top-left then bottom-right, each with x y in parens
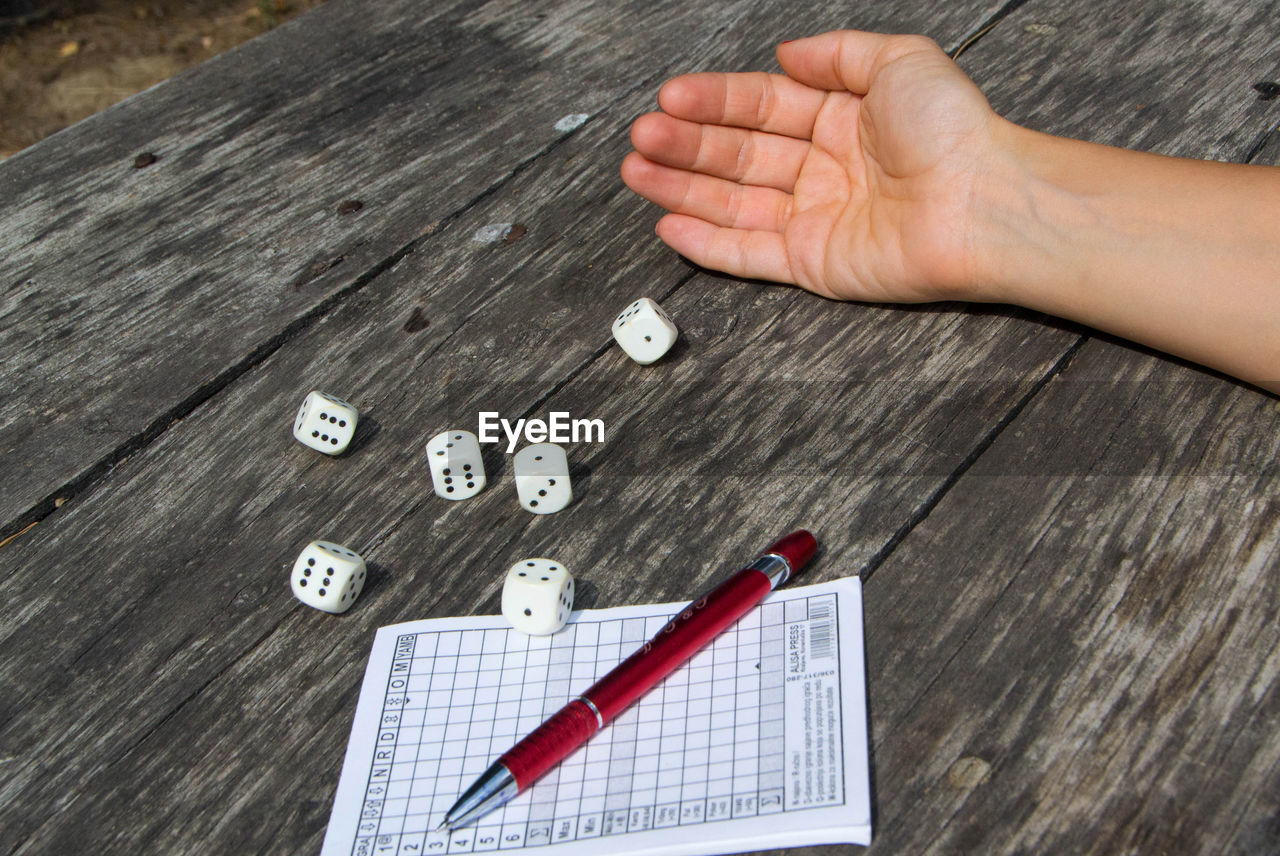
top-left (852, 0), bottom-right (1280, 852)
top-left (0, 0), bottom-right (771, 534)
top-left (742, 0), bottom-right (1280, 851)
top-left (1, 0), bottom-right (1277, 853)
top-left (0, 0), bottom-right (1020, 539)
top-left (960, 0), bottom-right (1280, 160)
top-left (0, 2), bottom-right (1019, 853)
top-left (863, 346), bottom-right (1280, 854)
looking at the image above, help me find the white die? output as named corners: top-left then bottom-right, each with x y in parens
top-left (501, 558), bottom-right (574, 635)
top-left (513, 443), bottom-right (571, 514)
top-left (293, 391), bottom-right (359, 455)
top-left (291, 540), bottom-right (366, 614)
top-left (426, 430), bottom-right (486, 500)
top-left (612, 297), bottom-right (678, 365)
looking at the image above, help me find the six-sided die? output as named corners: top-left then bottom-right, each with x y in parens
top-left (293, 391), bottom-right (359, 454)
top-left (291, 540), bottom-right (366, 614)
top-left (426, 429), bottom-right (487, 500)
top-left (612, 297), bottom-right (678, 365)
top-left (513, 442), bottom-right (572, 514)
top-left (501, 558), bottom-right (574, 635)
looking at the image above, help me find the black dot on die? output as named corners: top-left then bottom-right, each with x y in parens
top-left (444, 477), bottom-right (453, 484)
top-left (304, 568), bottom-right (312, 577)
top-left (321, 434), bottom-right (329, 441)
top-left (312, 431), bottom-right (320, 438)
top-left (548, 479), bottom-right (556, 486)
top-left (518, 571), bottom-right (527, 577)
top-left (330, 438), bottom-right (339, 445)
top-left (524, 609), bottom-right (532, 616)
top-left (320, 412), bottom-right (328, 420)
top-left (463, 464), bottom-right (471, 471)
top-left (538, 489), bottom-right (547, 496)
top-left (358, 571), bottom-right (364, 579)
top-left (466, 481), bottom-right (475, 488)
top-left (446, 486), bottom-right (454, 493)
top-left (534, 455), bottom-right (543, 461)
top-left (308, 558), bottom-right (315, 566)
top-left (530, 500), bottom-right (538, 507)
top-left (323, 578), bottom-right (331, 586)
top-left (338, 420), bottom-right (346, 427)
top-left (644, 335), bottom-right (652, 342)
top-left (299, 579), bottom-right (308, 587)
top-left (436, 450), bottom-right (445, 456)
top-left (526, 562), bottom-right (535, 566)
top-left (443, 468), bottom-right (451, 475)
top-left (541, 576), bottom-right (549, 581)
top-left (550, 566), bottom-right (558, 571)
top-left (318, 588), bottom-right (326, 596)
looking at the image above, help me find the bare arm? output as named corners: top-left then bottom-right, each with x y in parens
top-left (621, 30), bottom-right (1280, 392)
top-left (974, 124), bottom-right (1280, 390)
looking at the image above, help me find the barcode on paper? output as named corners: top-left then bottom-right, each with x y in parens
top-left (808, 599), bottom-right (835, 661)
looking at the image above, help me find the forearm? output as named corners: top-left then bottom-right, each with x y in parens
top-left (971, 120), bottom-right (1280, 393)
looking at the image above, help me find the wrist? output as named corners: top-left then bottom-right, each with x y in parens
top-left (962, 119), bottom-right (1096, 310)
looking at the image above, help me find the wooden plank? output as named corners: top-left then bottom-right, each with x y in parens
top-left (853, 1), bottom-right (1280, 852)
top-left (956, 0), bottom-right (1280, 159)
top-left (863, 348), bottom-right (1280, 854)
top-left (4, 0), bottom-right (1273, 854)
top-left (0, 0), bottom-right (774, 535)
top-left (0, 3), bottom-right (1029, 854)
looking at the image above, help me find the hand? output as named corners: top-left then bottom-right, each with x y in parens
top-left (621, 30), bottom-right (1002, 303)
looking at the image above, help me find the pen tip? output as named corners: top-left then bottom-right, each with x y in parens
top-left (435, 821), bottom-right (451, 833)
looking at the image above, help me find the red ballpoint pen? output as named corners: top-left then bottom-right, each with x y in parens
top-left (436, 530), bottom-right (818, 832)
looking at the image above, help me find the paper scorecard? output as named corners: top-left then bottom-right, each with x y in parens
top-left (321, 576), bottom-right (871, 856)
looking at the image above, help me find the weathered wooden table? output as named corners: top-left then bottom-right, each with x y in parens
top-left (2, 0), bottom-right (1278, 852)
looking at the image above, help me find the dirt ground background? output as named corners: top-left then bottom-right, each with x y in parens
top-left (0, 0), bottom-right (327, 159)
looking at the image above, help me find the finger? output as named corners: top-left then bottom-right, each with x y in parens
top-left (657, 71), bottom-right (828, 139)
top-left (776, 30), bottom-right (939, 94)
top-left (621, 152), bottom-right (793, 232)
top-left (630, 111), bottom-right (811, 192)
top-left (655, 214), bottom-right (795, 285)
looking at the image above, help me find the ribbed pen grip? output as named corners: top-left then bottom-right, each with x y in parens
top-left (498, 699), bottom-right (600, 788)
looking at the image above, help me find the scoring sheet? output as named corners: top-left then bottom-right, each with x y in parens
top-left (321, 576), bottom-right (871, 856)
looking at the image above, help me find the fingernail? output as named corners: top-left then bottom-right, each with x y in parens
top-left (779, 39), bottom-right (795, 45)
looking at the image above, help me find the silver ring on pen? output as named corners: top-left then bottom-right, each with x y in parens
top-left (579, 696), bottom-right (605, 728)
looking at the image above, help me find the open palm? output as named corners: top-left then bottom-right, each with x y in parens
top-left (621, 31), bottom-right (1001, 303)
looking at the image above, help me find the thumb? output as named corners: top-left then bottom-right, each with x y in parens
top-left (776, 30), bottom-right (941, 94)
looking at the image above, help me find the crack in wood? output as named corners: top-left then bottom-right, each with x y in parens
top-left (0, 61), bottom-right (670, 549)
top-left (289, 253), bottom-right (347, 290)
top-left (860, 335), bottom-right (1088, 583)
top-left (0, 1), bottom-right (962, 553)
top-left (949, 0), bottom-right (1033, 60)
top-left (1244, 124), bottom-right (1278, 164)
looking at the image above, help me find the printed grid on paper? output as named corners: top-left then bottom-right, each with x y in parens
top-left (352, 594), bottom-right (840, 855)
